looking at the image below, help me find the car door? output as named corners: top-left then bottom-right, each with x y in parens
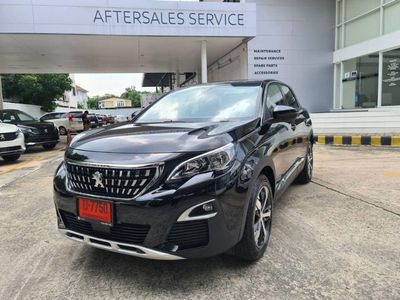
top-left (263, 83), bottom-right (294, 181)
top-left (279, 84), bottom-right (309, 160)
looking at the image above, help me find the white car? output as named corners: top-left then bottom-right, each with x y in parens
top-left (40, 111), bottom-right (83, 135)
top-left (114, 115), bottom-right (129, 123)
top-left (0, 122), bottom-right (25, 162)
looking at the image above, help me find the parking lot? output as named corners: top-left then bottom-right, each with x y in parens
top-left (0, 142), bottom-right (399, 299)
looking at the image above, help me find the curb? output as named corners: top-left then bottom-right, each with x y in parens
top-left (315, 135), bottom-right (400, 147)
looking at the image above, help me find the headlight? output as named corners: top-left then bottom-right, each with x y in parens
top-left (167, 143), bottom-right (236, 182)
top-left (18, 126), bottom-right (39, 135)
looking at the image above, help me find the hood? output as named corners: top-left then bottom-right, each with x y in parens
top-left (0, 122), bottom-right (19, 133)
top-left (69, 119), bottom-right (259, 154)
top-left (16, 121), bottom-right (55, 129)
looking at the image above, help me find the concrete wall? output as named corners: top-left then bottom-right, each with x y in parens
top-left (208, 42), bottom-right (248, 82)
top-left (3, 101), bottom-right (46, 118)
top-left (247, 0), bottom-right (336, 113)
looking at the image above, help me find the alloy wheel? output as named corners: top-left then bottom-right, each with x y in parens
top-left (253, 185), bottom-right (272, 248)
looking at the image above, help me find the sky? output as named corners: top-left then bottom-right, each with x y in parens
top-left (73, 73), bottom-right (155, 97)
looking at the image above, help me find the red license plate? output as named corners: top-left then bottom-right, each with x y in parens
top-left (78, 198), bottom-right (112, 225)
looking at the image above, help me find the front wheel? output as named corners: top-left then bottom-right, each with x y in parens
top-left (59, 126), bottom-right (67, 136)
top-left (42, 143), bottom-right (57, 150)
top-left (2, 154), bottom-right (21, 162)
top-left (232, 175), bottom-right (273, 261)
top-left (295, 142), bottom-right (313, 184)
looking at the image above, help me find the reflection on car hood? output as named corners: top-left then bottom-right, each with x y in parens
top-left (69, 119), bottom-right (259, 154)
top-left (0, 122), bottom-right (19, 133)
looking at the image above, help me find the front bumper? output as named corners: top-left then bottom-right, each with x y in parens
top-left (0, 132), bottom-right (25, 156)
top-left (25, 133), bottom-right (59, 147)
top-left (59, 228), bottom-right (184, 260)
top-left (54, 159), bottom-right (249, 259)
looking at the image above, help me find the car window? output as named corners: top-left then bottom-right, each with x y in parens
top-left (70, 112), bottom-right (82, 118)
top-left (281, 85), bottom-right (300, 109)
top-left (0, 110), bottom-right (35, 122)
top-left (137, 84), bottom-right (261, 123)
top-left (264, 84), bottom-right (285, 117)
top-left (41, 114), bottom-right (52, 121)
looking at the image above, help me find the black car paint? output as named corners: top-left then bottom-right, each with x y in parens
top-left (54, 80), bottom-right (313, 259)
top-left (0, 109), bottom-right (59, 147)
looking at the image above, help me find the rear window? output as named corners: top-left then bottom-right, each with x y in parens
top-left (70, 112), bottom-right (82, 118)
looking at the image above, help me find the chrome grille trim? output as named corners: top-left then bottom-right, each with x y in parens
top-left (65, 160), bottom-right (163, 201)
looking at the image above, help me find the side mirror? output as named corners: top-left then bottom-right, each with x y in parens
top-left (272, 105), bottom-right (297, 121)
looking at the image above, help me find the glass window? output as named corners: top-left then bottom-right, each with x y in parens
top-left (137, 84), bottom-right (261, 123)
top-left (342, 53), bottom-right (379, 109)
top-left (337, 0), bottom-right (343, 25)
top-left (280, 85), bottom-right (299, 109)
top-left (345, 0), bottom-right (380, 21)
top-left (0, 110), bottom-right (36, 122)
top-left (344, 11), bottom-right (380, 47)
top-left (383, 0), bottom-right (400, 34)
top-left (382, 48), bottom-right (400, 106)
top-left (265, 84), bottom-right (284, 116)
top-left (40, 114), bottom-right (53, 121)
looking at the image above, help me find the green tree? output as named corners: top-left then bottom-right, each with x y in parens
top-left (2, 74), bottom-right (73, 111)
top-left (87, 96), bottom-right (100, 109)
top-left (121, 86), bottom-right (141, 107)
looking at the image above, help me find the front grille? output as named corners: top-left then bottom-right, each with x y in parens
top-left (60, 210), bottom-right (150, 245)
top-left (66, 162), bottom-right (158, 199)
top-left (167, 220), bottom-right (209, 250)
top-left (0, 146), bottom-right (22, 153)
top-left (0, 132), bottom-right (18, 141)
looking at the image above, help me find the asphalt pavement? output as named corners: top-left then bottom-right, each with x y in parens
top-left (0, 143), bottom-right (399, 299)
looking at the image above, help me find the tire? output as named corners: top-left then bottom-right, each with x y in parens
top-left (232, 175), bottom-right (273, 261)
top-left (2, 154), bottom-right (21, 162)
top-left (42, 143), bottom-right (57, 150)
top-left (59, 126), bottom-right (67, 136)
top-left (295, 142), bottom-right (313, 184)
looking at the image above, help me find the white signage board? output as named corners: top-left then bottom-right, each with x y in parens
top-left (0, 0), bottom-right (256, 37)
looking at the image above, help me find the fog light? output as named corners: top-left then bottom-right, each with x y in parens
top-left (202, 203), bottom-right (214, 212)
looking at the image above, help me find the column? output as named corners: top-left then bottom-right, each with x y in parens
top-left (201, 40), bottom-right (208, 84)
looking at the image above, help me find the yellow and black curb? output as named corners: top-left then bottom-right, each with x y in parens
top-left (315, 135), bottom-right (400, 147)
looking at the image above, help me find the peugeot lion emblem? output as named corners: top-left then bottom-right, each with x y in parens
top-left (0, 134), bottom-right (4, 141)
top-left (44, 129), bottom-right (48, 133)
top-left (92, 171), bottom-right (105, 188)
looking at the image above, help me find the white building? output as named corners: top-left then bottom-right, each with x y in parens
top-left (57, 75), bottom-right (89, 109)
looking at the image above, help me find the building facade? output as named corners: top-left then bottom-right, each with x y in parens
top-left (1, 0), bottom-right (400, 127)
top-left (99, 98), bottom-right (132, 108)
top-left (333, 0), bottom-right (400, 110)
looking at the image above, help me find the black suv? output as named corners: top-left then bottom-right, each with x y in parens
top-left (0, 109), bottom-right (59, 150)
top-left (54, 81), bottom-right (313, 261)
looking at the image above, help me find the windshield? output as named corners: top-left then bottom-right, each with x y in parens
top-left (0, 110), bottom-right (36, 123)
top-left (136, 84), bottom-right (261, 123)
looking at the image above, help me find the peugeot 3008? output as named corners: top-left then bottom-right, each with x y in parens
top-left (0, 109), bottom-right (59, 150)
top-left (54, 81), bottom-right (313, 261)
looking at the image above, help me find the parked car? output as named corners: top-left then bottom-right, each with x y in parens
top-left (0, 109), bottom-right (59, 150)
top-left (95, 114), bottom-right (106, 127)
top-left (40, 111), bottom-right (83, 135)
top-left (106, 115), bottom-right (115, 124)
top-left (87, 114), bottom-right (99, 128)
top-left (54, 81), bottom-right (313, 261)
top-left (114, 114), bottom-right (128, 123)
top-left (0, 121), bottom-right (25, 162)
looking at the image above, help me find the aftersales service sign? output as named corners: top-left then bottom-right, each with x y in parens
top-left (0, 0), bottom-right (256, 37)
